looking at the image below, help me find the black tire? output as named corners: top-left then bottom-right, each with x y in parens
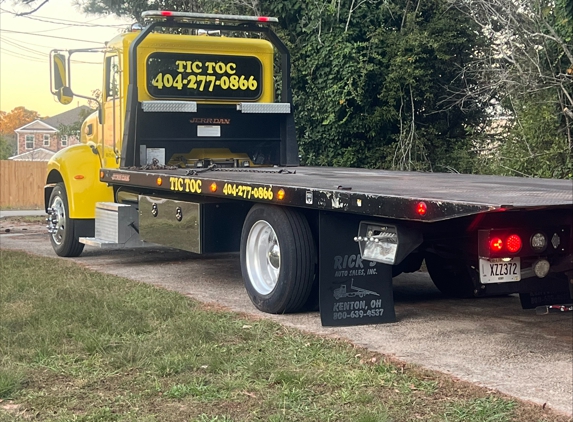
top-left (240, 204), bottom-right (316, 314)
top-left (425, 253), bottom-right (477, 298)
top-left (48, 183), bottom-right (85, 257)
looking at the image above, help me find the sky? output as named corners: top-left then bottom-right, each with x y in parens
top-left (0, 1), bottom-right (132, 117)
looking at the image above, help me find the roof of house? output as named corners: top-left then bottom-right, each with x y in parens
top-left (9, 148), bottom-right (55, 161)
top-left (42, 105), bottom-right (91, 129)
top-left (14, 105), bottom-right (92, 132)
top-left (15, 120), bottom-right (58, 132)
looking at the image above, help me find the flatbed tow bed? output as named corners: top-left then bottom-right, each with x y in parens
top-left (102, 166), bottom-right (573, 221)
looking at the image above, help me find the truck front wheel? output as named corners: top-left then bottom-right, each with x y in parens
top-left (48, 183), bottom-right (85, 257)
top-left (240, 204), bottom-right (316, 314)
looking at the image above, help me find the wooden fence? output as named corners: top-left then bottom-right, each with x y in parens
top-left (0, 160), bottom-right (47, 209)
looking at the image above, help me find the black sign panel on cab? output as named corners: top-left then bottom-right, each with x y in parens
top-left (319, 211), bottom-right (396, 326)
top-left (147, 52), bottom-right (262, 100)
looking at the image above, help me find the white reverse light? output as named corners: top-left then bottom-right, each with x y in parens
top-left (530, 233), bottom-right (547, 252)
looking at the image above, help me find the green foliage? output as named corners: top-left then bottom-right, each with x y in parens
top-left (57, 107), bottom-right (92, 137)
top-left (0, 135), bottom-right (16, 159)
top-left (478, 93), bottom-right (573, 178)
top-left (456, 0), bottom-right (572, 179)
top-left (255, 0), bottom-right (486, 171)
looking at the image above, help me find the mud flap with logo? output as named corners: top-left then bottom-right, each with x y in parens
top-left (319, 211), bottom-right (396, 326)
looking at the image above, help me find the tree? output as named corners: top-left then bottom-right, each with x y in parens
top-left (452, 0), bottom-right (573, 178)
top-left (0, 106), bottom-right (41, 136)
top-left (255, 0), bottom-right (487, 171)
top-left (0, 107), bottom-right (42, 159)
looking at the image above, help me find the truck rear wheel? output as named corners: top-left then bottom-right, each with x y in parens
top-left (240, 204), bottom-right (316, 314)
top-left (425, 253), bottom-right (477, 298)
top-left (48, 183), bottom-right (85, 257)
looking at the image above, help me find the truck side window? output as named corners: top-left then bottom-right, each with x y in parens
top-left (105, 55), bottom-right (120, 99)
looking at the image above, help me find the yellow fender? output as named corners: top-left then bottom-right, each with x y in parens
top-left (46, 144), bottom-right (114, 219)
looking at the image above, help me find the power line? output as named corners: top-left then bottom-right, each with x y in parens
top-left (0, 29), bottom-right (104, 44)
top-left (0, 47), bottom-right (45, 63)
top-left (1, 36), bottom-right (47, 57)
top-left (0, 7), bottom-right (128, 28)
top-left (0, 35), bottom-right (104, 64)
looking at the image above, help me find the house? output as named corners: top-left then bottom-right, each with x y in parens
top-left (13, 106), bottom-right (92, 157)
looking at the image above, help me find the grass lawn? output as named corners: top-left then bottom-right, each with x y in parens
top-left (0, 249), bottom-right (567, 421)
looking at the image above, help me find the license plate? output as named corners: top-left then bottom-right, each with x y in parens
top-left (479, 257), bottom-right (521, 284)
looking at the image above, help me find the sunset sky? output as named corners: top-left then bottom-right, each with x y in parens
top-left (0, 1), bottom-right (131, 117)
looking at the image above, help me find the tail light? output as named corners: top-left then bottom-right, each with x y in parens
top-left (480, 230), bottom-right (523, 258)
top-left (506, 234), bottom-right (522, 253)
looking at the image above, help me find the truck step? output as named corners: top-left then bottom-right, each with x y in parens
top-left (79, 202), bottom-right (142, 248)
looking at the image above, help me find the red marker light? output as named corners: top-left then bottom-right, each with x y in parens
top-left (506, 234), bottom-right (522, 253)
top-left (161, 11), bottom-right (173, 16)
top-left (490, 237), bottom-right (503, 252)
top-left (258, 16), bottom-right (270, 22)
top-left (416, 201), bottom-right (427, 216)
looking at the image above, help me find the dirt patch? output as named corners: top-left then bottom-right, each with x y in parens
top-left (0, 216), bottom-right (46, 235)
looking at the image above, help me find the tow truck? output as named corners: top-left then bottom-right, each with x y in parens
top-left (45, 11), bottom-right (573, 326)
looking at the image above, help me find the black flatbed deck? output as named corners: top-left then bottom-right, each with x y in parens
top-left (102, 166), bottom-right (573, 222)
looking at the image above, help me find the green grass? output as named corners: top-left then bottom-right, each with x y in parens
top-left (0, 249), bottom-right (566, 421)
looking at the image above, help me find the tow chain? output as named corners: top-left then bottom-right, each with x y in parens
top-left (128, 158), bottom-right (178, 171)
top-left (127, 160), bottom-right (296, 175)
top-left (185, 164), bottom-right (296, 176)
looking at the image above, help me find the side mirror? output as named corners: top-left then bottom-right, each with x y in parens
top-left (52, 53), bottom-right (74, 104)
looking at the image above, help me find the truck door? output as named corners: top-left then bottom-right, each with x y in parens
top-left (103, 53), bottom-right (122, 168)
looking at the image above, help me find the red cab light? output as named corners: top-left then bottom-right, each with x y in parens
top-left (416, 201), bottom-right (427, 216)
top-left (161, 11), bottom-right (173, 16)
top-left (506, 234), bottom-right (522, 253)
top-left (490, 237), bottom-right (503, 252)
top-left (258, 16), bottom-right (270, 22)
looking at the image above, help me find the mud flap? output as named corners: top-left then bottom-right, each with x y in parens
top-left (319, 211), bottom-right (396, 326)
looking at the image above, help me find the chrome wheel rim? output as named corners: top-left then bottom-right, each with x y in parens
top-left (50, 196), bottom-right (66, 246)
top-left (246, 220), bottom-right (280, 295)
